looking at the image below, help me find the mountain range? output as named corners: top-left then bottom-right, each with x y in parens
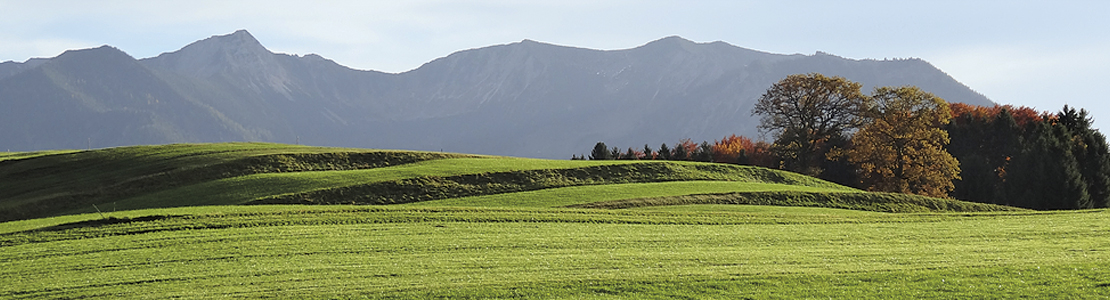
top-left (0, 30), bottom-right (992, 158)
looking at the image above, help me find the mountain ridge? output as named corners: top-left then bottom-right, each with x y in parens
top-left (0, 30), bottom-right (993, 158)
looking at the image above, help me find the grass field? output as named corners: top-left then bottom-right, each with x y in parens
top-left (2, 206), bottom-right (1107, 299)
top-left (2, 143), bottom-right (1103, 299)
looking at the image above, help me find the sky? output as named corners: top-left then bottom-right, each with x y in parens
top-left (2, 0), bottom-right (1108, 129)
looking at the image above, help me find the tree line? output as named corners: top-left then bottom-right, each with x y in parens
top-left (571, 136), bottom-right (777, 168)
top-left (578, 73), bottom-right (1110, 210)
top-left (947, 103), bottom-right (1110, 209)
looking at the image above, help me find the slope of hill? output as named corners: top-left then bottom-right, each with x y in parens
top-left (0, 30), bottom-right (993, 158)
top-left (0, 143), bottom-right (1018, 223)
top-left (5, 143), bottom-right (1106, 299)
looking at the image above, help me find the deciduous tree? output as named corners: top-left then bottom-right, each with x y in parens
top-left (712, 135), bottom-right (753, 164)
top-left (847, 86), bottom-right (960, 198)
top-left (752, 73), bottom-right (870, 176)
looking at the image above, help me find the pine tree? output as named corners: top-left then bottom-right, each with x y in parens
top-left (658, 143), bottom-right (672, 160)
top-left (1056, 106), bottom-right (1110, 209)
top-left (589, 142), bottom-right (611, 160)
top-left (1007, 123), bottom-right (1089, 209)
top-left (624, 148), bottom-right (638, 160)
top-left (694, 141), bottom-right (713, 162)
top-left (947, 107), bottom-right (1021, 205)
top-left (673, 143), bottom-right (688, 161)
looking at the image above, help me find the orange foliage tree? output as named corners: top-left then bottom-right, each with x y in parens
top-left (847, 86), bottom-right (960, 198)
top-left (711, 135), bottom-right (777, 168)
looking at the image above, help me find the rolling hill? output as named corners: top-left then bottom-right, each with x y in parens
top-left (0, 143), bottom-right (1017, 222)
top-left (0, 30), bottom-right (993, 158)
top-left (1, 143), bottom-right (1107, 298)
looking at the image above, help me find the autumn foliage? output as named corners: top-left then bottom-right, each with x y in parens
top-left (752, 73), bottom-right (869, 176)
top-left (582, 135), bottom-right (775, 168)
top-left (711, 135), bottom-right (776, 168)
top-left (847, 87), bottom-right (960, 198)
top-left (949, 103), bottom-right (1045, 127)
top-left (581, 73), bottom-right (1110, 210)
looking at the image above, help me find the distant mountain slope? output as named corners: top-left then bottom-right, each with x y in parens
top-left (0, 46), bottom-right (251, 150)
top-left (0, 30), bottom-right (993, 158)
top-left (0, 58), bottom-right (48, 80)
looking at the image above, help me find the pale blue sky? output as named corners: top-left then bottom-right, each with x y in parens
top-left (2, 0), bottom-right (1107, 128)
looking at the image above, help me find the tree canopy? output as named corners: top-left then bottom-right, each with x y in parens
top-left (751, 73), bottom-right (870, 176)
top-left (847, 86), bottom-right (960, 198)
top-left (589, 142), bottom-right (612, 160)
top-left (947, 103), bottom-right (1110, 209)
top-left (581, 72), bottom-right (1110, 210)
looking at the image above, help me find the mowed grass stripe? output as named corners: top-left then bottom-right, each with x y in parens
top-left (2, 209), bottom-right (1107, 298)
top-left (0, 206), bottom-right (1073, 248)
top-left (379, 263), bottom-right (1110, 299)
top-left (408, 181), bottom-right (849, 208)
top-left (572, 191), bottom-right (1023, 213)
top-left (630, 204), bottom-right (889, 215)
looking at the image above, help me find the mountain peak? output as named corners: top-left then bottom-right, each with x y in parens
top-left (142, 29), bottom-right (276, 78)
top-left (639, 35), bottom-right (700, 50)
top-left (633, 35), bottom-right (705, 55)
top-left (54, 45), bottom-right (134, 63)
top-left (200, 29), bottom-right (266, 52)
top-left (515, 39), bottom-right (559, 48)
top-left (648, 36), bottom-right (696, 46)
top-left (148, 29), bottom-right (270, 61)
top-left (659, 35), bottom-right (693, 42)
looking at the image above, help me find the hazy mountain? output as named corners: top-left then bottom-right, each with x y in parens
top-left (0, 58), bottom-right (48, 80)
top-left (0, 46), bottom-right (251, 150)
top-left (0, 30), bottom-right (993, 158)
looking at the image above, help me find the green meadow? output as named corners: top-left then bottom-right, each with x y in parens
top-left (1, 143), bottom-right (1106, 299)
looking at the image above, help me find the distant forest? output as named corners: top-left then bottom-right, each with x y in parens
top-left (578, 73), bottom-right (1110, 210)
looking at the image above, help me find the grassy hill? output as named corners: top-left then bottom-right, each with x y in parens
top-left (0, 143), bottom-right (1015, 222)
top-left (3, 143), bottom-right (1106, 298)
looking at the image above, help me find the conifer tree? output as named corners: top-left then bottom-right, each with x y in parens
top-left (947, 106), bottom-right (1021, 205)
top-left (1055, 106), bottom-right (1110, 208)
top-left (673, 142), bottom-right (688, 161)
top-left (624, 148), bottom-right (638, 160)
top-left (1006, 123), bottom-right (1089, 209)
top-left (694, 141), bottom-right (713, 162)
top-left (589, 142), bottom-right (611, 160)
top-left (658, 143), bottom-right (672, 160)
